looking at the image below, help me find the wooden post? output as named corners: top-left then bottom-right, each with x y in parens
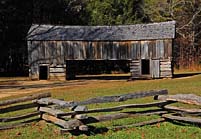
top-left (0, 92), bottom-right (51, 107)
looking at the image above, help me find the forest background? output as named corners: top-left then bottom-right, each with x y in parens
top-left (0, 0), bottom-right (201, 76)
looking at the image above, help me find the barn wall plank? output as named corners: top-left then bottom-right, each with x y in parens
top-left (130, 60), bottom-right (141, 78)
top-left (151, 60), bottom-right (160, 78)
top-left (164, 39), bottom-right (172, 58)
top-left (160, 59), bottom-right (172, 78)
top-left (156, 40), bottom-right (164, 59)
top-left (141, 41), bottom-right (149, 59)
top-left (29, 38), bottom-right (174, 80)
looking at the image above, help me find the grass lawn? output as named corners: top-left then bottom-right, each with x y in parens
top-left (0, 72), bottom-right (201, 139)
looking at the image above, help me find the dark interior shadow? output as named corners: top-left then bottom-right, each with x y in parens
top-left (75, 75), bottom-right (130, 80)
top-left (0, 80), bottom-right (87, 89)
top-left (173, 72), bottom-right (201, 79)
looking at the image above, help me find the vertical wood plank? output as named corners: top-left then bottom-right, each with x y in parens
top-left (141, 41), bottom-right (149, 59)
top-left (164, 39), bottom-right (172, 58)
top-left (136, 41), bottom-right (141, 59)
top-left (102, 42), bottom-right (107, 60)
top-left (151, 60), bottom-right (160, 78)
top-left (156, 40), bottom-right (164, 59)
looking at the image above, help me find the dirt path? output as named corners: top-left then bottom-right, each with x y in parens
top-left (0, 75), bottom-right (130, 99)
top-left (0, 79), bottom-right (90, 99)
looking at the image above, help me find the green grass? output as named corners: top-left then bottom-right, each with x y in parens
top-left (1, 72), bottom-right (201, 139)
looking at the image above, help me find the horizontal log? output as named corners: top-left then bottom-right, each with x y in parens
top-left (49, 67), bottom-right (65, 73)
top-left (79, 89), bottom-right (168, 105)
top-left (110, 118), bottom-right (166, 130)
top-left (160, 68), bottom-right (171, 71)
top-left (0, 103), bottom-right (38, 114)
top-left (162, 114), bottom-right (201, 125)
top-left (160, 72), bottom-right (172, 75)
top-left (156, 94), bottom-right (201, 106)
top-left (160, 62), bottom-right (171, 65)
top-left (130, 63), bottom-right (140, 66)
top-left (36, 90), bottom-right (168, 108)
top-left (0, 92), bottom-right (51, 107)
top-left (42, 114), bottom-right (84, 130)
top-left (57, 110), bottom-right (167, 130)
top-left (163, 105), bottom-right (201, 116)
top-left (57, 101), bottom-right (174, 117)
top-left (49, 73), bottom-right (66, 77)
top-left (130, 68), bottom-right (140, 70)
top-left (160, 65), bottom-right (171, 68)
top-left (0, 111), bottom-right (40, 122)
top-left (35, 98), bottom-right (78, 108)
top-left (50, 65), bottom-right (66, 68)
top-left (130, 69), bottom-right (140, 72)
top-left (39, 107), bottom-right (66, 116)
top-left (60, 118), bottom-right (166, 134)
top-left (0, 118), bottom-right (40, 130)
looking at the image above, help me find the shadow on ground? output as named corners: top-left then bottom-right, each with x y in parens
top-left (75, 75), bottom-right (130, 80)
top-left (173, 72), bottom-right (201, 79)
top-left (0, 81), bottom-right (87, 90)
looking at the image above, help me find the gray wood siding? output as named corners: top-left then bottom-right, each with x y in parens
top-left (28, 39), bottom-right (173, 80)
top-left (160, 59), bottom-right (172, 78)
top-left (151, 60), bottom-right (160, 78)
top-left (130, 60), bottom-right (141, 78)
top-left (141, 41), bottom-right (149, 59)
top-left (28, 39), bottom-right (172, 62)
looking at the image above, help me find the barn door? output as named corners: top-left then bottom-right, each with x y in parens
top-left (151, 60), bottom-right (160, 78)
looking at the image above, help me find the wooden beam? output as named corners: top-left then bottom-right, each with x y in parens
top-left (61, 101), bottom-right (173, 117)
top-left (60, 118), bottom-right (166, 134)
top-left (0, 118), bottom-right (40, 130)
top-left (79, 90), bottom-right (168, 105)
top-left (41, 114), bottom-right (84, 130)
top-left (39, 101), bottom-right (174, 117)
top-left (39, 107), bottom-right (66, 116)
top-left (0, 111), bottom-right (40, 122)
top-left (34, 98), bottom-right (78, 108)
top-left (0, 92), bottom-right (51, 107)
top-left (55, 110), bottom-right (167, 130)
top-left (0, 103), bottom-right (38, 114)
top-left (163, 105), bottom-right (201, 116)
top-left (155, 94), bottom-right (201, 106)
top-left (36, 90), bottom-right (168, 108)
top-left (162, 114), bottom-right (201, 125)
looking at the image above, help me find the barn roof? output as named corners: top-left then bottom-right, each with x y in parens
top-left (27, 21), bottom-right (176, 41)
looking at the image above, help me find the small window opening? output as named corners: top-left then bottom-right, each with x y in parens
top-left (141, 59), bottom-right (150, 75)
top-left (39, 66), bottom-right (48, 80)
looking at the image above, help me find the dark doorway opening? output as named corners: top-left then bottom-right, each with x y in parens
top-left (141, 59), bottom-right (150, 75)
top-left (66, 60), bottom-right (130, 80)
top-left (39, 66), bottom-right (48, 80)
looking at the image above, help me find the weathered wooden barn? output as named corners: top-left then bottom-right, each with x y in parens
top-left (27, 21), bottom-right (176, 80)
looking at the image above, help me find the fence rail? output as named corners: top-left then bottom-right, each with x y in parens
top-left (1, 90), bottom-right (201, 135)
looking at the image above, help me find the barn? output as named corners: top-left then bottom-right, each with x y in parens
top-left (27, 21), bottom-right (176, 80)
